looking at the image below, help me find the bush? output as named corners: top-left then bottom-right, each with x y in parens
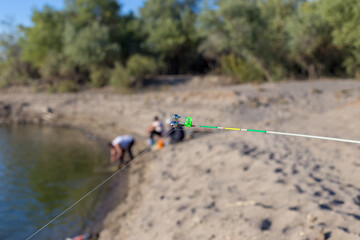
top-left (39, 52), bottom-right (78, 83)
top-left (126, 54), bottom-right (157, 86)
top-left (220, 54), bottom-right (265, 83)
top-left (59, 62), bottom-right (76, 78)
top-left (57, 80), bottom-right (79, 93)
top-left (0, 64), bottom-right (28, 88)
top-left (0, 67), bottom-right (12, 88)
top-left (109, 62), bottom-right (132, 88)
top-left (45, 84), bottom-right (57, 93)
top-left (39, 52), bottom-right (63, 79)
top-left (89, 67), bottom-right (110, 87)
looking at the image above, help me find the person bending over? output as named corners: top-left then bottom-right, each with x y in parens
top-left (108, 135), bottom-right (135, 167)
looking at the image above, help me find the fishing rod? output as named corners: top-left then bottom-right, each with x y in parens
top-left (170, 114), bottom-right (360, 144)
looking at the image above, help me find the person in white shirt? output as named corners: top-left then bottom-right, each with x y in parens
top-left (108, 135), bottom-right (135, 166)
top-left (146, 116), bottom-right (164, 145)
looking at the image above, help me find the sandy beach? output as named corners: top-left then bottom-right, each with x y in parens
top-left (1, 77), bottom-right (360, 239)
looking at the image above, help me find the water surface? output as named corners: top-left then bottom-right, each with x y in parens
top-left (0, 125), bottom-right (109, 240)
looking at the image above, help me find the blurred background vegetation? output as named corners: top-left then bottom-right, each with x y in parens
top-left (0, 0), bottom-right (359, 92)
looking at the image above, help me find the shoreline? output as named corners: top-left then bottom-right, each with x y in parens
top-left (2, 79), bottom-right (360, 239)
top-left (0, 121), bottom-right (144, 239)
top-left (0, 95), bottom-right (149, 239)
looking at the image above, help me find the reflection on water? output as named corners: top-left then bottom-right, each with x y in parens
top-left (0, 125), bottom-right (109, 240)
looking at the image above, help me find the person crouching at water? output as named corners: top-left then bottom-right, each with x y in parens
top-left (108, 135), bottom-right (135, 167)
top-left (147, 116), bottom-right (164, 146)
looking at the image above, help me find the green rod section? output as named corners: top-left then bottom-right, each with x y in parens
top-left (247, 129), bottom-right (267, 133)
top-left (200, 125), bottom-right (218, 129)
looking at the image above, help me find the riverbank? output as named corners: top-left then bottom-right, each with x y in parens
top-left (1, 78), bottom-right (360, 239)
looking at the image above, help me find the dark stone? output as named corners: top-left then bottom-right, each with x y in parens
top-left (294, 185), bottom-right (304, 193)
top-left (322, 186), bottom-right (336, 196)
top-left (312, 165), bottom-right (321, 172)
top-left (338, 227), bottom-right (349, 233)
top-left (260, 219), bottom-right (272, 231)
top-left (314, 191), bottom-right (322, 197)
top-left (0, 104), bottom-right (11, 118)
top-left (276, 179), bottom-right (286, 184)
top-left (324, 232), bottom-right (331, 240)
top-left (319, 204), bottom-right (332, 211)
top-left (282, 226), bottom-right (290, 233)
top-left (256, 203), bottom-right (272, 209)
top-left (353, 195), bottom-right (360, 206)
top-left (318, 222), bottom-right (326, 227)
top-left (177, 205), bottom-right (188, 212)
top-left (243, 147), bottom-right (257, 155)
top-left (309, 173), bottom-right (322, 182)
top-left (204, 201), bottom-right (216, 209)
top-left (332, 199), bottom-right (344, 205)
top-left (348, 213), bottom-right (360, 221)
top-left (288, 206), bottom-right (299, 211)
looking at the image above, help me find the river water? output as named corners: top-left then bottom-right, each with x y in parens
top-left (0, 125), bottom-right (109, 240)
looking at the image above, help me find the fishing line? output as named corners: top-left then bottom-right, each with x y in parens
top-left (26, 129), bottom-right (176, 240)
top-left (27, 113), bottom-right (359, 239)
top-left (171, 114), bottom-right (360, 144)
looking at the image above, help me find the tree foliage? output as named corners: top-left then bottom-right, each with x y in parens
top-left (319, 0), bottom-right (360, 76)
top-left (2, 0), bottom-right (360, 91)
top-left (21, 6), bottom-right (65, 67)
top-left (0, 19), bottom-right (31, 87)
top-left (140, 0), bottom-right (200, 73)
top-left (63, 21), bottom-right (118, 67)
top-left (199, 0), bottom-right (301, 81)
top-left (285, 1), bottom-right (344, 78)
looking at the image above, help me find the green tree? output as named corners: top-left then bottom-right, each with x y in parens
top-left (199, 0), bottom-right (302, 81)
top-left (257, 0), bottom-right (303, 79)
top-left (65, 0), bottom-right (120, 28)
top-left (286, 1), bottom-right (344, 78)
top-left (63, 21), bottom-right (119, 68)
top-left (319, 0), bottom-right (360, 48)
top-left (19, 0), bottom-right (148, 88)
top-left (127, 54), bottom-right (157, 86)
top-left (64, 0), bottom-right (122, 68)
top-left (114, 13), bottom-right (147, 64)
top-left (319, 0), bottom-right (360, 76)
top-left (0, 19), bottom-right (31, 87)
top-left (140, 0), bottom-right (200, 73)
top-left (66, 0), bottom-right (146, 64)
top-left (21, 6), bottom-right (65, 67)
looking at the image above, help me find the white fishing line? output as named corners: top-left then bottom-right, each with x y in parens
top-left (26, 129), bottom-right (176, 240)
top-left (266, 131), bottom-right (360, 144)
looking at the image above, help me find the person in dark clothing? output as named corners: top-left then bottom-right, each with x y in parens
top-left (165, 118), bottom-right (185, 144)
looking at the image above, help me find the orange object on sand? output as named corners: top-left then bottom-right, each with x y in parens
top-left (157, 139), bottom-right (164, 149)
